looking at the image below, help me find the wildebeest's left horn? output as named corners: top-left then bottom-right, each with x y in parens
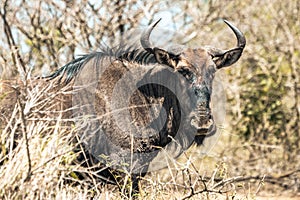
top-left (208, 20), bottom-right (246, 69)
top-left (224, 20), bottom-right (246, 50)
top-left (140, 18), bottom-right (162, 52)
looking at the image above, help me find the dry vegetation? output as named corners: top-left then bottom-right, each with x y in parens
top-left (0, 0), bottom-right (299, 199)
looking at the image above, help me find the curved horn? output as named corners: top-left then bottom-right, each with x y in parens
top-left (208, 20), bottom-right (246, 68)
top-left (223, 20), bottom-right (246, 49)
top-left (140, 18), bottom-right (161, 52)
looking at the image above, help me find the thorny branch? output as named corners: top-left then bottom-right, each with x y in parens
top-left (180, 168), bottom-right (300, 199)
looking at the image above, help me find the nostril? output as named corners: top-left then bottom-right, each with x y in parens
top-left (206, 111), bottom-right (211, 117)
top-left (208, 118), bottom-right (214, 126)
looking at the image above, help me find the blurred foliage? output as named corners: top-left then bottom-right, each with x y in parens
top-left (229, 60), bottom-right (291, 145)
top-left (224, 1), bottom-right (300, 156)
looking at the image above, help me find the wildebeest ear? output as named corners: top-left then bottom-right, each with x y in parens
top-left (153, 47), bottom-right (177, 68)
top-left (212, 47), bottom-right (243, 69)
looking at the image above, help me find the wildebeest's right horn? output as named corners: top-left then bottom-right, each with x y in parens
top-left (140, 19), bottom-right (178, 68)
top-left (140, 18), bottom-right (162, 52)
top-left (207, 20), bottom-right (246, 69)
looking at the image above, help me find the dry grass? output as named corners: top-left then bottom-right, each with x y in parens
top-left (0, 78), bottom-right (299, 200)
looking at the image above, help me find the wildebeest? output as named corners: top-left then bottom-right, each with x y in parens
top-left (45, 19), bottom-right (246, 194)
top-left (0, 19), bottom-right (245, 195)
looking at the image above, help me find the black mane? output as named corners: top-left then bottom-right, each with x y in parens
top-left (46, 44), bottom-right (156, 84)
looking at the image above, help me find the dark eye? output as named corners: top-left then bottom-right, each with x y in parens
top-left (178, 69), bottom-right (195, 83)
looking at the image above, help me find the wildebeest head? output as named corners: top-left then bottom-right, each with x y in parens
top-left (139, 19), bottom-right (246, 144)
